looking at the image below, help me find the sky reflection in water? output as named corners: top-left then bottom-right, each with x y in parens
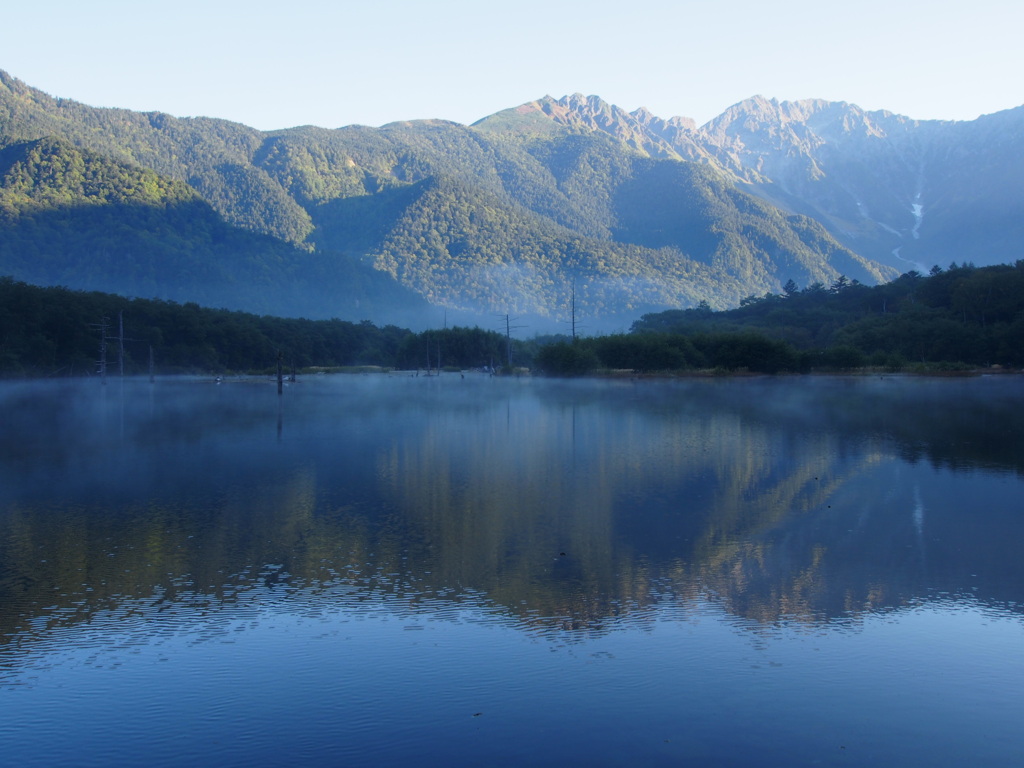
top-left (1, 374), bottom-right (1022, 767)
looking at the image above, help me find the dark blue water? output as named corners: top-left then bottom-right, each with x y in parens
top-left (1, 374), bottom-right (1022, 766)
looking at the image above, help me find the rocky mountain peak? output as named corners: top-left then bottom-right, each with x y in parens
top-left (630, 106), bottom-right (697, 134)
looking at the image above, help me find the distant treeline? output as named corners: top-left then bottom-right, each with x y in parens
top-left (0, 277), bottom-right (412, 376)
top-left (0, 276), bottom-right (533, 376)
top-left (538, 263), bottom-right (1024, 375)
top-left (4, 262), bottom-right (1024, 378)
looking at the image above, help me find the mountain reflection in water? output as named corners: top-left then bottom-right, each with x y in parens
top-left (1, 374), bottom-right (1022, 766)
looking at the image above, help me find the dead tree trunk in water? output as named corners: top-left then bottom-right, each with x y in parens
top-left (118, 310), bottom-right (125, 378)
top-left (92, 317), bottom-right (110, 384)
top-left (571, 280), bottom-right (577, 341)
top-left (505, 314), bottom-right (512, 369)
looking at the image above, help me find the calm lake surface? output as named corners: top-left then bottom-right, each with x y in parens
top-left (1, 374), bottom-right (1022, 767)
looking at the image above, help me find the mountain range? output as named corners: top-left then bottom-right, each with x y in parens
top-left (505, 94), bottom-right (1024, 275)
top-left (1, 70), bottom-right (1021, 330)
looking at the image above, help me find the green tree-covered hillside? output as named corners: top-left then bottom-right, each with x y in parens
top-left (630, 263), bottom-right (1024, 370)
top-left (0, 135), bottom-right (429, 324)
top-left (0, 71), bottom-right (893, 327)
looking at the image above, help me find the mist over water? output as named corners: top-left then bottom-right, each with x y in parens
top-left (1, 374), bottom-right (1022, 766)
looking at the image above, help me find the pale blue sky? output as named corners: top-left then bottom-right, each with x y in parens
top-left (4, 0), bottom-right (1021, 130)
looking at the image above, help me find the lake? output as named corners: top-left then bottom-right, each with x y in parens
top-left (1, 373), bottom-right (1022, 767)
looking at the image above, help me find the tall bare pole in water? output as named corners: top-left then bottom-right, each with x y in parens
top-left (571, 279), bottom-right (577, 342)
top-left (92, 317), bottom-right (110, 384)
top-left (118, 310), bottom-right (125, 377)
top-left (496, 313), bottom-right (525, 371)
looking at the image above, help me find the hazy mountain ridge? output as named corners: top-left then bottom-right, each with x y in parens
top-left (475, 94), bottom-right (709, 163)
top-left (6, 69), bottom-right (1014, 328)
top-left (487, 92), bottom-right (1024, 273)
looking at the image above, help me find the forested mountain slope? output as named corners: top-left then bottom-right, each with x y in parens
top-left (0, 134), bottom-right (428, 323)
top-left (0, 71), bottom-right (894, 328)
